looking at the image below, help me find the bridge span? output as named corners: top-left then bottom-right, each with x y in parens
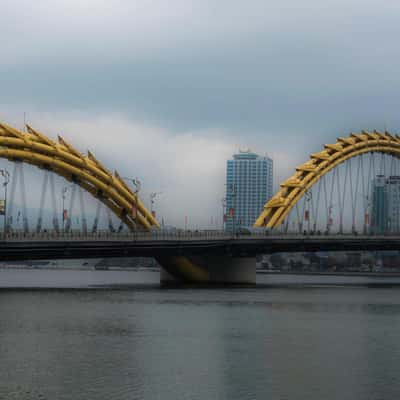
top-left (1, 232), bottom-right (399, 286)
top-left (0, 232), bottom-right (400, 260)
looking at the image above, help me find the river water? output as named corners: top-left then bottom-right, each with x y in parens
top-left (1, 271), bottom-right (400, 399)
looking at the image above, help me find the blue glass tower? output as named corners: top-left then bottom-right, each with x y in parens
top-left (225, 151), bottom-right (273, 231)
top-left (371, 175), bottom-right (400, 234)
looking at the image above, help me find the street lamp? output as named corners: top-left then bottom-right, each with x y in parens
top-left (123, 177), bottom-right (141, 194)
top-left (0, 169), bottom-right (10, 236)
top-left (229, 184), bottom-right (237, 234)
top-left (305, 191), bottom-right (312, 234)
top-left (62, 186), bottom-right (68, 233)
top-left (221, 197), bottom-right (226, 231)
top-left (150, 192), bottom-right (162, 218)
top-left (355, 191), bottom-right (371, 235)
top-left (123, 176), bottom-right (141, 223)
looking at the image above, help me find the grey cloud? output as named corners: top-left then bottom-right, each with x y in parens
top-left (1, 0), bottom-right (400, 226)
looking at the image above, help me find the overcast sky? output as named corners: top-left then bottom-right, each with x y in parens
top-left (1, 0), bottom-right (399, 227)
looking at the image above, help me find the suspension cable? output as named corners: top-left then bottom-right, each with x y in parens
top-left (65, 184), bottom-right (77, 232)
top-left (6, 163), bottom-right (18, 232)
top-left (295, 201), bottom-right (301, 233)
top-left (351, 156), bottom-right (361, 233)
top-left (19, 163), bottom-right (29, 233)
top-left (339, 161), bottom-right (349, 234)
top-left (49, 173), bottom-right (60, 232)
top-left (328, 167), bottom-right (337, 234)
top-left (107, 208), bottom-right (115, 233)
top-left (366, 153), bottom-right (374, 233)
top-left (92, 198), bottom-right (102, 233)
top-left (322, 174), bottom-right (329, 233)
top-left (78, 187), bottom-right (87, 234)
top-left (36, 170), bottom-right (49, 233)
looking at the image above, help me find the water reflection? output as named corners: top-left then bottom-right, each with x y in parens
top-left (1, 287), bottom-right (400, 399)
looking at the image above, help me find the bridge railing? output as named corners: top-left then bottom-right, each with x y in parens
top-left (0, 229), bottom-right (398, 241)
top-left (0, 229), bottom-right (236, 241)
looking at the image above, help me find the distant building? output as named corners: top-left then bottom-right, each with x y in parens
top-left (225, 150), bottom-right (273, 231)
top-left (371, 175), bottom-right (400, 234)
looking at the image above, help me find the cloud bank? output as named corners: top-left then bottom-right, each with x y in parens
top-left (1, 0), bottom-right (399, 226)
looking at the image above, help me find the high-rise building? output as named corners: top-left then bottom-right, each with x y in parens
top-left (225, 151), bottom-right (273, 231)
top-left (371, 175), bottom-right (400, 234)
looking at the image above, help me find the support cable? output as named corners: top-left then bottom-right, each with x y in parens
top-left (295, 201), bottom-right (301, 234)
top-left (339, 161), bottom-right (349, 234)
top-left (92, 199), bottom-right (102, 233)
top-left (366, 153), bottom-right (374, 234)
top-left (351, 156), bottom-right (361, 233)
top-left (328, 168), bottom-right (337, 234)
top-left (313, 176), bottom-right (323, 233)
top-left (360, 155), bottom-right (368, 234)
top-left (284, 215), bottom-right (289, 234)
top-left (300, 193), bottom-right (307, 233)
top-left (390, 155), bottom-right (395, 176)
top-left (19, 163), bottom-right (29, 233)
top-left (6, 163), bottom-right (18, 232)
top-left (107, 208), bottom-right (115, 233)
top-left (78, 187), bottom-right (87, 234)
top-left (65, 184), bottom-right (77, 232)
top-left (36, 170), bottom-right (49, 233)
top-left (336, 163), bottom-right (342, 234)
top-left (49, 173), bottom-right (60, 232)
top-left (322, 174), bottom-right (329, 233)
top-left (379, 152), bottom-right (385, 176)
top-left (117, 220), bottom-right (124, 233)
top-left (309, 185), bottom-right (316, 232)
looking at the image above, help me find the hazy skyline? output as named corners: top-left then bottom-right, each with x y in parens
top-left (1, 0), bottom-right (399, 227)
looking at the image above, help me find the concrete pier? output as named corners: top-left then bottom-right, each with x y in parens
top-left (207, 256), bottom-right (256, 285)
top-left (160, 255), bottom-right (256, 286)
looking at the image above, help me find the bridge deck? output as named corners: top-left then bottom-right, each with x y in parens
top-left (0, 233), bottom-right (399, 260)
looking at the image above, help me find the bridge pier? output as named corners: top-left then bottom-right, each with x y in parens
top-left (208, 256), bottom-right (256, 286)
top-left (160, 256), bottom-right (256, 287)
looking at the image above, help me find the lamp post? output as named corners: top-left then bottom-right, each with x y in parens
top-left (62, 186), bottom-right (68, 233)
top-left (123, 177), bottom-right (141, 195)
top-left (364, 195), bottom-right (371, 235)
top-left (123, 177), bottom-right (141, 224)
top-left (221, 197), bottom-right (226, 231)
top-left (229, 184), bottom-right (237, 235)
top-left (355, 191), bottom-right (371, 235)
top-left (150, 192), bottom-right (162, 219)
top-left (0, 169), bottom-right (10, 236)
top-left (305, 191), bottom-right (312, 234)
top-left (327, 204), bottom-right (333, 235)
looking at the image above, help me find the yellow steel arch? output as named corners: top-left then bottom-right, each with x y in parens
top-left (254, 130), bottom-right (400, 229)
top-left (0, 122), bottom-right (209, 282)
top-left (0, 122), bottom-right (159, 230)
top-left (0, 121), bottom-right (209, 283)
